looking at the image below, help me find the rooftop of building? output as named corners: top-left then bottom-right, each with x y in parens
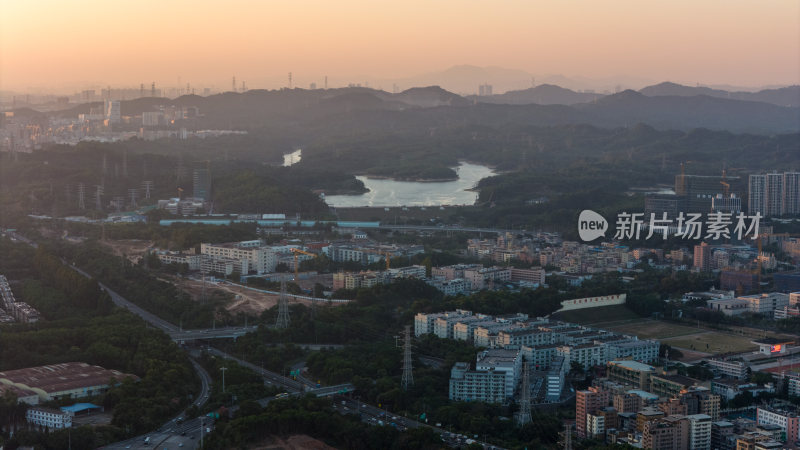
top-left (651, 373), bottom-right (699, 387)
top-left (27, 406), bottom-right (68, 415)
top-left (0, 362), bottom-right (138, 394)
top-left (609, 360), bottom-right (656, 372)
top-left (477, 348), bottom-right (520, 365)
top-left (628, 390), bottom-right (660, 401)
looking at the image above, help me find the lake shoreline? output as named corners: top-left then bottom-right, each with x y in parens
top-left (324, 161), bottom-right (496, 207)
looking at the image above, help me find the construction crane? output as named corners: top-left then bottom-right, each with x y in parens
top-left (754, 232), bottom-right (790, 289)
top-left (290, 248), bottom-right (317, 280)
top-left (720, 169), bottom-right (730, 195)
top-left (364, 249), bottom-right (392, 270)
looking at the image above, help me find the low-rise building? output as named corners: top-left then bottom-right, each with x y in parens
top-left (475, 348), bottom-right (522, 401)
top-left (756, 407), bottom-right (799, 444)
top-left (738, 293), bottom-right (790, 315)
top-left (26, 407), bottom-right (72, 429)
top-left (649, 374), bottom-right (701, 399)
top-left (706, 298), bottom-right (750, 316)
top-left (706, 358), bottom-right (748, 380)
top-left (448, 362), bottom-right (508, 404)
top-left (0, 362), bottom-right (137, 402)
top-left (607, 360), bottom-right (656, 390)
top-left (557, 343), bottom-right (607, 370)
top-left (605, 340), bottom-right (660, 363)
top-left (544, 356), bottom-right (567, 402)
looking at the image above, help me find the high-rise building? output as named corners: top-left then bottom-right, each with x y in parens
top-left (783, 172), bottom-right (800, 215)
top-left (642, 415), bottom-right (689, 450)
top-left (675, 174), bottom-right (743, 213)
top-left (749, 171), bottom-right (800, 217)
top-left (687, 414), bottom-right (712, 450)
top-left (693, 242), bottom-right (711, 271)
top-left (711, 194), bottom-right (742, 214)
top-left (749, 174), bottom-right (767, 216)
top-left (576, 387), bottom-right (609, 438)
top-left (478, 84), bottom-right (493, 96)
top-left (765, 172), bottom-right (784, 216)
top-left (192, 168), bottom-right (211, 201)
top-left (104, 99), bottom-right (121, 123)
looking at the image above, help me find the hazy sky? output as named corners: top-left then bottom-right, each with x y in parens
top-left (2, 0), bottom-right (798, 92)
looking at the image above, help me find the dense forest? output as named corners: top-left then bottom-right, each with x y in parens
top-left (1, 118), bottom-right (798, 232)
top-left (0, 239), bottom-right (199, 449)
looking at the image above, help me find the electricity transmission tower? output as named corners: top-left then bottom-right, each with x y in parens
top-left (517, 360), bottom-right (531, 426)
top-left (77, 183), bottom-right (86, 210)
top-left (142, 181), bottom-right (154, 199)
top-left (94, 185), bottom-right (104, 211)
top-left (559, 423), bottom-right (574, 450)
top-left (128, 188), bottom-right (138, 208)
top-left (400, 325), bottom-right (414, 390)
top-left (275, 276), bottom-right (290, 329)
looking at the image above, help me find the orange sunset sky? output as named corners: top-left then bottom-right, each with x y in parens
top-left (1, 0), bottom-right (798, 93)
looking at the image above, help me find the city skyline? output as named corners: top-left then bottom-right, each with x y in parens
top-left (2, 0), bottom-right (798, 93)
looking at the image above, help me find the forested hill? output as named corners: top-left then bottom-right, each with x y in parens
top-left (37, 85), bottom-right (800, 135)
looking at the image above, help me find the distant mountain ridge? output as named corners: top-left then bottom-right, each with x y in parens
top-left (638, 82), bottom-right (800, 107)
top-left (35, 84), bottom-right (800, 135)
top-left (469, 84), bottom-right (603, 105)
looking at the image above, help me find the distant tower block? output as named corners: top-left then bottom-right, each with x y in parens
top-left (288, 72), bottom-right (292, 89)
top-left (232, 76), bottom-right (236, 93)
top-left (324, 76), bottom-right (328, 90)
top-left (151, 82), bottom-right (156, 97)
top-left (140, 83), bottom-right (144, 97)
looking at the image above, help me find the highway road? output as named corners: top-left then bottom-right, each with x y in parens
top-left (375, 224), bottom-right (519, 235)
top-left (206, 347), bottom-right (308, 392)
top-left (6, 230), bottom-right (500, 448)
top-left (333, 396), bottom-right (503, 449)
top-left (3, 231), bottom-right (216, 450)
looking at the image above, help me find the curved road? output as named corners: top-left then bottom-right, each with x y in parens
top-left (3, 231), bottom-right (215, 450)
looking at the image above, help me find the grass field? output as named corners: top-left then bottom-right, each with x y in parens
top-left (552, 305), bottom-right (768, 357)
top-left (661, 332), bottom-right (758, 354)
top-left (603, 320), bottom-right (702, 340)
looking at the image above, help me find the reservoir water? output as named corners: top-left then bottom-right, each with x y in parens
top-left (324, 162), bottom-right (496, 207)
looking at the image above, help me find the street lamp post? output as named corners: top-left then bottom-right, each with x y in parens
top-left (220, 366), bottom-right (228, 393)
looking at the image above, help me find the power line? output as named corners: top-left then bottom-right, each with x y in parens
top-left (517, 360), bottom-right (531, 426)
top-left (275, 276), bottom-right (291, 329)
top-left (400, 325), bottom-right (413, 390)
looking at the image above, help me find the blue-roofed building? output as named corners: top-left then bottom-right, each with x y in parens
top-left (61, 403), bottom-right (102, 416)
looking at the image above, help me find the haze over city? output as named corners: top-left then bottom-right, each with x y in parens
top-left (2, 0), bottom-right (798, 94)
top-left (2, 1), bottom-right (800, 449)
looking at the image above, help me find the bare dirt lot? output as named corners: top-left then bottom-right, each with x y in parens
top-left (175, 277), bottom-right (338, 315)
top-left (101, 239), bottom-right (154, 264)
